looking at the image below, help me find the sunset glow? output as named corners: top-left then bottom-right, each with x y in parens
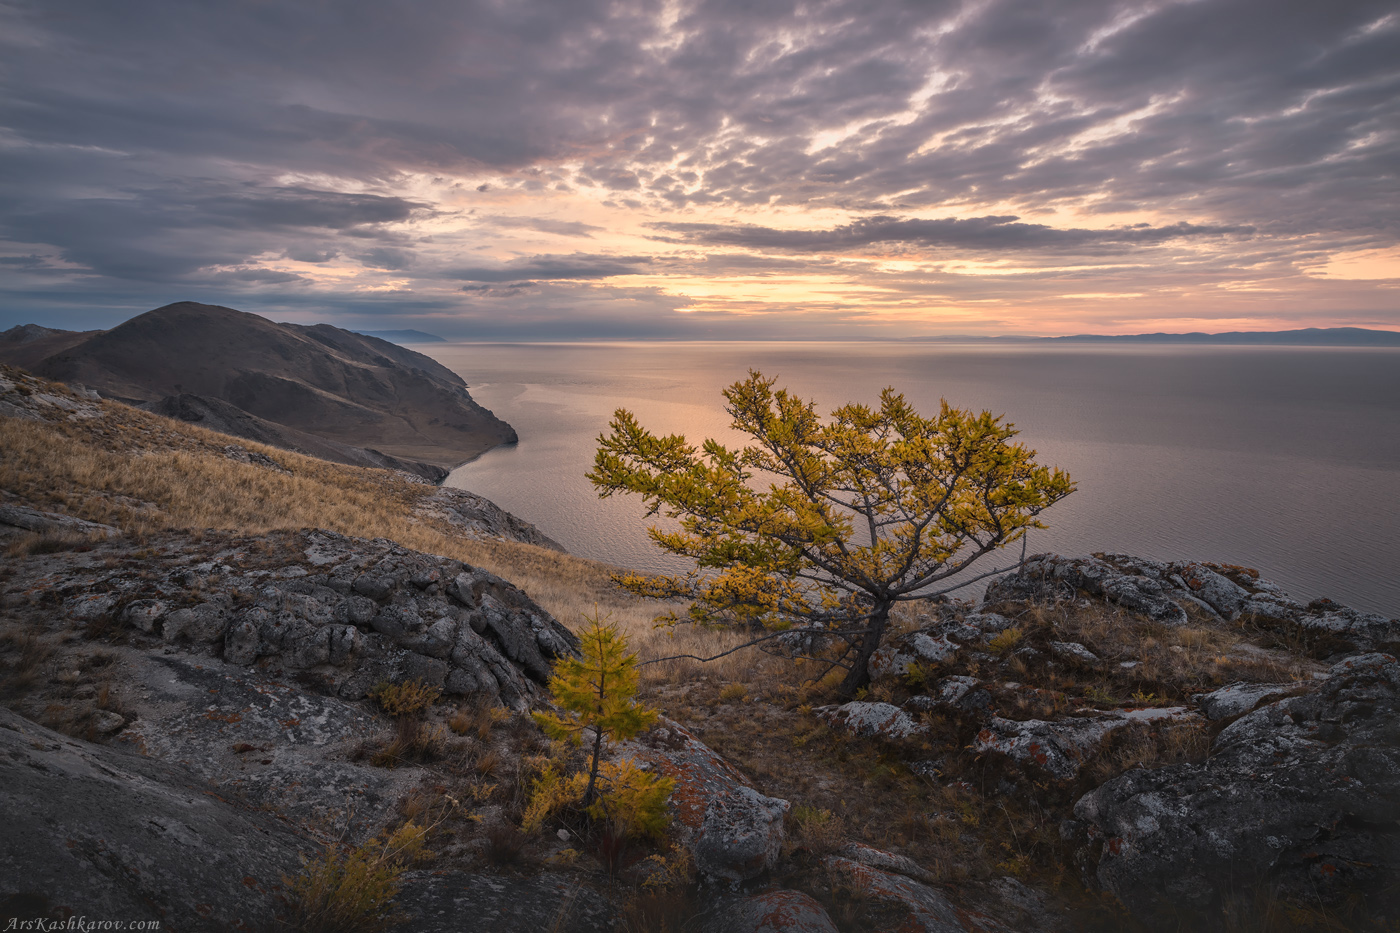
top-left (1, 0), bottom-right (1396, 338)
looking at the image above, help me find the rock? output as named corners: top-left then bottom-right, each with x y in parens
top-left (1049, 641), bottom-right (1099, 665)
top-left (700, 890), bottom-right (839, 933)
top-left (0, 504), bottom-right (120, 538)
top-left (1014, 555), bottom-right (1188, 626)
top-left (870, 630), bottom-right (961, 679)
top-left (621, 719), bottom-right (789, 881)
top-left (91, 709), bottom-right (126, 734)
top-left (0, 706), bottom-right (306, 931)
top-left (120, 598), bottom-right (168, 634)
top-left (838, 842), bottom-right (936, 883)
top-left (161, 602), bottom-right (230, 644)
top-left (390, 869), bottom-right (616, 933)
top-left (223, 615), bottom-right (261, 664)
top-left (1193, 681), bottom-right (1303, 720)
top-left (991, 553), bottom-right (1398, 656)
top-left (816, 701), bottom-right (929, 741)
top-left (1073, 652), bottom-right (1400, 927)
top-left (6, 527), bottom-right (579, 711)
top-left (824, 856), bottom-right (970, 933)
top-left (1172, 562), bottom-right (1250, 616)
top-left (420, 486), bottom-right (567, 552)
top-left (975, 707), bottom-right (1197, 780)
top-left (692, 786), bottom-right (791, 882)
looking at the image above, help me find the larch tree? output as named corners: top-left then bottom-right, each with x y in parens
top-left (588, 371), bottom-right (1076, 696)
top-left (532, 614), bottom-right (658, 807)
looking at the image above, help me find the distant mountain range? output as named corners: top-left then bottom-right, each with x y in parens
top-left (0, 302), bottom-right (514, 481)
top-left (909, 327), bottom-right (1400, 346)
top-left (353, 329), bottom-right (445, 344)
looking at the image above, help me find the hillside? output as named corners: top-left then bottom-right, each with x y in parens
top-left (0, 302), bottom-right (516, 479)
top-left (0, 365), bottom-right (1396, 932)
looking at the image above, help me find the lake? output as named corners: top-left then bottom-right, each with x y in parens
top-left (427, 342), bottom-right (1400, 617)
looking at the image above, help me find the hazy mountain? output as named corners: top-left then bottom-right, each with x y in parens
top-left (353, 329), bottom-right (446, 344)
top-left (0, 302), bottom-right (514, 479)
top-left (903, 327), bottom-right (1400, 346)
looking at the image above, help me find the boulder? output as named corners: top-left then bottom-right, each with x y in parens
top-left (1012, 555), bottom-right (1188, 626)
top-left (1192, 681), bottom-right (1303, 720)
top-left (817, 701), bottom-right (930, 742)
top-left (621, 719), bottom-right (789, 881)
top-left (692, 786), bottom-right (792, 883)
top-left (1073, 653), bottom-right (1400, 928)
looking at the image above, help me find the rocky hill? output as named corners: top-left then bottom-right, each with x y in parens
top-left (0, 364), bottom-right (1396, 932)
top-left (0, 302), bottom-right (515, 480)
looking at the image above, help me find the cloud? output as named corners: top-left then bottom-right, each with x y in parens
top-left (0, 0), bottom-right (1395, 334)
top-left (650, 216), bottom-right (1256, 254)
top-left (447, 253), bottom-right (654, 283)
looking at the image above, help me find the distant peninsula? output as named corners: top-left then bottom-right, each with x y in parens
top-left (0, 302), bottom-right (514, 481)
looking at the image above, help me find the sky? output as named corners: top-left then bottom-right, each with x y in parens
top-left (1, 0), bottom-right (1397, 339)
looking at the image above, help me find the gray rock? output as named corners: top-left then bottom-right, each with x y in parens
top-left (824, 855), bottom-right (970, 932)
top-left (1074, 652), bottom-right (1400, 927)
top-left (0, 503), bottom-right (120, 538)
top-left (0, 706), bottom-right (306, 931)
top-left (121, 598), bottom-right (168, 634)
top-left (1193, 681), bottom-right (1302, 720)
top-left (839, 842), bottom-right (936, 883)
top-left (1172, 562), bottom-right (1251, 616)
top-left (1050, 641), bottom-right (1099, 665)
top-left (976, 707), bottom-right (1198, 779)
top-left (692, 785), bottom-right (790, 882)
top-left (223, 615), bottom-right (261, 665)
top-left (700, 890), bottom-right (838, 933)
top-left (817, 701), bottom-right (929, 741)
top-left (161, 602), bottom-right (229, 644)
top-left (390, 869), bottom-right (615, 933)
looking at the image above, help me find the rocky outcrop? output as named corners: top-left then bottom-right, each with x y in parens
top-left (700, 890), bottom-right (839, 933)
top-left (974, 707), bottom-right (1198, 780)
top-left (622, 719), bottom-right (789, 881)
top-left (0, 503), bottom-right (120, 539)
top-left (989, 553), bottom-right (1399, 655)
top-left (824, 854), bottom-right (972, 933)
top-left (421, 486), bottom-right (565, 552)
top-left (1192, 680), bottom-right (1302, 720)
top-left (1072, 653), bottom-right (1400, 928)
top-left (0, 706), bottom-right (307, 931)
top-left (7, 528), bottom-right (578, 711)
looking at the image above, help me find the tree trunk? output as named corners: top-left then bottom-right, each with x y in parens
top-left (582, 725), bottom-right (604, 807)
top-left (836, 600), bottom-right (890, 697)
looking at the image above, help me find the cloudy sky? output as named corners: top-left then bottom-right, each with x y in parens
top-left (2, 0), bottom-right (1396, 338)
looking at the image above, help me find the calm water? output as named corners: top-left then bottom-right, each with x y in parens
top-left (428, 342), bottom-right (1400, 617)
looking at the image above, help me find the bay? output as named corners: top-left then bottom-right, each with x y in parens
top-left (429, 342), bottom-right (1400, 617)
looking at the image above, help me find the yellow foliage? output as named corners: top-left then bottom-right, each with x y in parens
top-left (588, 370), bottom-right (1075, 694)
top-left (286, 821), bottom-right (431, 933)
top-left (369, 679), bottom-right (442, 718)
top-left (988, 627), bottom-right (1024, 655)
top-left (586, 759), bottom-right (675, 841)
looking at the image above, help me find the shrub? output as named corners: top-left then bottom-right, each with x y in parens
top-left (286, 821), bottom-right (430, 933)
